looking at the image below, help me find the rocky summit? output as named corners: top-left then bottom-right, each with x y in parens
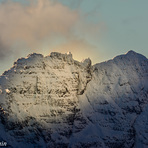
top-left (0, 51), bottom-right (148, 148)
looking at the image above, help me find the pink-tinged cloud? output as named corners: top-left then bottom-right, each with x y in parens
top-left (0, 0), bottom-right (106, 64)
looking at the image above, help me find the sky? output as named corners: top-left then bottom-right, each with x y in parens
top-left (0, 0), bottom-right (148, 75)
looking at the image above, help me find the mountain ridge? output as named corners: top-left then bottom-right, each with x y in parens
top-left (1, 50), bottom-right (147, 76)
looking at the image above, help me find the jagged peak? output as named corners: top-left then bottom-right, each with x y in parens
top-left (49, 52), bottom-right (73, 62)
top-left (50, 52), bottom-right (72, 58)
top-left (125, 50), bottom-right (143, 58)
top-left (81, 58), bottom-right (92, 68)
top-left (93, 50), bottom-right (147, 68)
top-left (126, 50), bottom-right (137, 55)
top-left (13, 53), bottom-right (44, 66)
top-left (112, 50), bottom-right (147, 61)
top-left (27, 53), bottom-right (44, 59)
top-left (13, 52), bottom-right (74, 66)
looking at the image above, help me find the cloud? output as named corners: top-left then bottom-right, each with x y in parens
top-left (0, 39), bottom-right (11, 59)
top-left (68, 0), bottom-right (84, 9)
top-left (0, 0), bottom-right (79, 59)
top-left (0, 0), bottom-right (106, 66)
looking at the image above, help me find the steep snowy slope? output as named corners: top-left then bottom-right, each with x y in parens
top-left (0, 50), bottom-right (147, 148)
top-left (77, 50), bottom-right (148, 148)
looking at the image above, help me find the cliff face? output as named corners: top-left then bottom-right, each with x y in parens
top-left (0, 51), bottom-right (148, 148)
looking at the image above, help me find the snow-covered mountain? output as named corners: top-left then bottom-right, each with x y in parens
top-left (0, 50), bottom-right (148, 148)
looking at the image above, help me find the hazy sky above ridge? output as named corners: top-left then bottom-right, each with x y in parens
top-left (0, 0), bottom-right (148, 74)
